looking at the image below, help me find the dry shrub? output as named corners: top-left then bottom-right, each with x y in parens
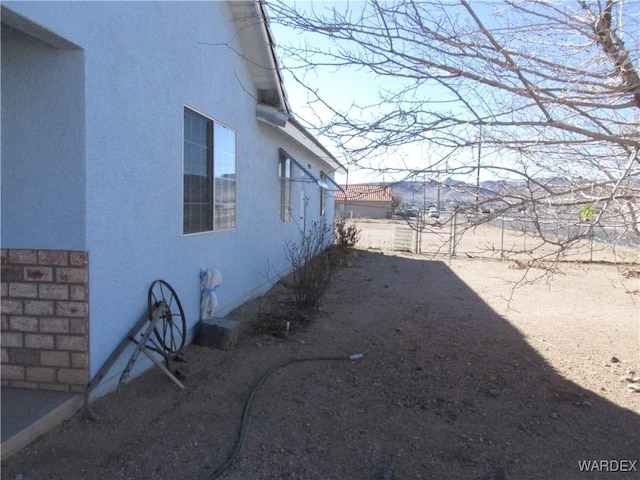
top-left (334, 217), bottom-right (360, 248)
top-left (284, 219), bottom-right (336, 308)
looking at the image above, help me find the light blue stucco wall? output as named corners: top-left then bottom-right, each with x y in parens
top-left (2, 1), bottom-right (339, 393)
top-left (1, 21), bottom-right (85, 250)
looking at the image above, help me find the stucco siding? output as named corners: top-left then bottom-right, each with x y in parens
top-left (2, 1), bottom-right (339, 394)
top-left (338, 201), bottom-right (393, 219)
top-left (1, 22), bottom-right (85, 250)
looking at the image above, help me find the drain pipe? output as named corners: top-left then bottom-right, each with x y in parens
top-left (206, 353), bottom-right (364, 480)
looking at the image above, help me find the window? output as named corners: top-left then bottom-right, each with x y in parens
top-left (213, 123), bottom-right (236, 230)
top-left (183, 108), bottom-right (236, 234)
top-left (320, 172), bottom-right (327, 216)
top-left (279, 151), bottom-right (291, 222)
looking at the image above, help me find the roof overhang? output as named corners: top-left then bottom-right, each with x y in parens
top-left (1, 5), bottom-right (79, 49)
top-left (231, 1), bottom-right (289, 110)
top-left (258, 104), bottom-right (346, 175)
top-left (232, 1), bottom-right (346, 176)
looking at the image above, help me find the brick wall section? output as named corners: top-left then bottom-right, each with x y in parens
top-left (1, 249), bottom-right (89, 392)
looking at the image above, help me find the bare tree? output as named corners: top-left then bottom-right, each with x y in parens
top-left (266, 0), bottom-right (640, 262)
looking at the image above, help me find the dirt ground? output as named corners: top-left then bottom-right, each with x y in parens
top-left (2, 246), bottom-right (639, 480)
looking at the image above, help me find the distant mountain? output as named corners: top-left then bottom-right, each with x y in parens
top-left (383, 180), bottom-right (497, 208)
top-left (345, 175), bottom-right (638, 215)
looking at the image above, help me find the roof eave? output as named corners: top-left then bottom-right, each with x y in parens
top-left (256, 106), bottom-right (346, 174)
top-left (231, 1), bottom-right (289, 111)
top-left (235, 1), bottom-right (346, 175)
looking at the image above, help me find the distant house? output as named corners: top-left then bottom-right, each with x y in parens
top-left (335, 184), bottom-right (394, 219)
top-left (1, 1), bottom-right (344, 398)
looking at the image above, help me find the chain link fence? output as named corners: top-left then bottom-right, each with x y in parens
top-left (348, 213), bottom-right (639, 264)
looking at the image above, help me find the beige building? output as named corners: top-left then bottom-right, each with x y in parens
top-left (335, 184), bottom-right (394, 219)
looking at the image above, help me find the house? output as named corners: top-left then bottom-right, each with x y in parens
top-left (1, 1), bottom-right (345, 401)
top-left (335, 184), bottom-right (395, 219)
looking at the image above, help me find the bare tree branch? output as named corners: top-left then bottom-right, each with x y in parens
top-left (266, 0), bottom-right (640, 258)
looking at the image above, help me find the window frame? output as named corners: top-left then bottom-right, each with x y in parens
top-left (320, 172), bottom-right (327, 217)
top-left (279, 150), bottom-right (292, 222)
top-left (212, 121), bottom-right (237, 231)
top-left (183, 107), bottom-right (237, 235)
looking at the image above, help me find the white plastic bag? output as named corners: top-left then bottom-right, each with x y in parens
top-left (200, 268), bottom-right (222, 321)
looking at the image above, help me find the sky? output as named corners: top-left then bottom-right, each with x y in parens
top-left (268, 2), bottom-right (419, 185)
top-left (266, 0), bottom-right (640, 190)
top-left (267, 1), bottom-right (495, 186)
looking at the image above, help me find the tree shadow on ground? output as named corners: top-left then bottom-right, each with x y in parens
top-left (271, 250), bottom-right (640, 479)
top-left (1, 250), bottom-right (638, 480)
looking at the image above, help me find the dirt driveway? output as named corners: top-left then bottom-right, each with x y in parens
top-left (2, 249), bottom-right (639, 480)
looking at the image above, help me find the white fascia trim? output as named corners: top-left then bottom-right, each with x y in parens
top-left (283, 121), bottom-right (346, 175)
top-left (257, 106), bottom-right (346, 175)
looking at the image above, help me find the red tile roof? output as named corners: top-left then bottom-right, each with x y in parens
top-left (334, 184), bottom-right (393, 202)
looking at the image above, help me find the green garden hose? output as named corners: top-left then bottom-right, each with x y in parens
top-left (206, 353), bottom-right (364, 479)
